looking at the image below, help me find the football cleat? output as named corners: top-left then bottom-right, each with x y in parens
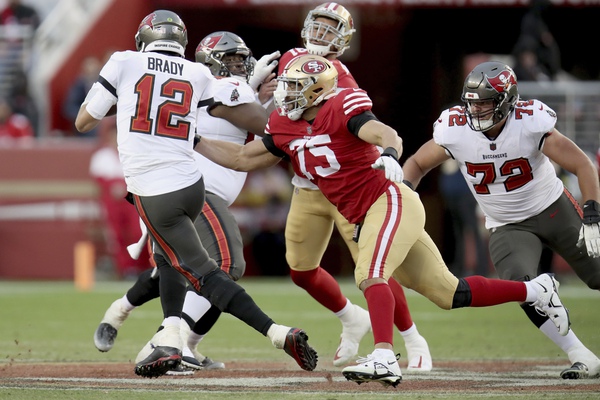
top-left (342, 352), bottom-right (402, 387)
top-left (333, 304), bottom-right (372, 367)
top-left (283, 328), bottom-right (318, 371)
top-left (561, 362), bottom-right (591, 380)
top-left (165, 363), bottom-right (195, 376)
top-left (93, 299), bottom-right (131, 352)
top-left (405, 334), bottom-right (433, 373)
top-left (135, 346), bottom-right (182, 378)
top-left (530, 273), bottom-right (570, 336)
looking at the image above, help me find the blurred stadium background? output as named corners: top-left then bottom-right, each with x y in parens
top-left (1, 0), bottom-right (600, 282)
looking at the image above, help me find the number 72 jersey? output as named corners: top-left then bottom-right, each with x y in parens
top-left (433, 99), bottom-right (565, 229)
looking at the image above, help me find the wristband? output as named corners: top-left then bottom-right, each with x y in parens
top-left (381, 147), bottom-right (399, 161)
top-left (193, 135), bottom-right (201, 147)
top-left (583, 199), bottom-right (600, 223)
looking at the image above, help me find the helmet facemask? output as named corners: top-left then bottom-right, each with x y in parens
top-left (301, 3), bottom-right (355, 57)
top-left (195, 32), bottom-right (254, 82)
top-left (461, 62), bottom-right (519, 132)
top-left (274, 55), bottom-right (338, 121)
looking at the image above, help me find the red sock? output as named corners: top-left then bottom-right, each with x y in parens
top-left (464, 276), bottom-right (527, 307)
top-left (290, 267), bottom-right (347, 312)
top-left (389, 278), bottom-right (413, 332)
top-left (364, 283), bottom-right (395, 345)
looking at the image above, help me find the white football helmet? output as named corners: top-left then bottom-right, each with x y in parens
top-left (195, 31), bottom-right (254, 81)
top-left (301, 2), bottom-right (355, 57)
top-left (135, 10), bottom-right (188, 57)
top-left (274, 55), bottom-right (338, 121)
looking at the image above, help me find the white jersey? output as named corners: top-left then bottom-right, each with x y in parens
top-left (433, 99), bottom-right (564, 229)
top-left (196, 76), bottom-right (256, 206)
top-left (90, 50), bottom-right (215, 196)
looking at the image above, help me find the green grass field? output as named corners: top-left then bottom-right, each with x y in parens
top-left (1, 276), bottom-right (599, 399)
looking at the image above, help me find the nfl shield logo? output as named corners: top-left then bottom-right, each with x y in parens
top-left (490, 143), bottom-right (496, 151)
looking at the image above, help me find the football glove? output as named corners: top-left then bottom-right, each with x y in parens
top-left (371, 147), bottom-right (403, 183)
top-left (248, 50), bottom-right (281, 91)
top-left (577, 199), bottom-right (600, 257)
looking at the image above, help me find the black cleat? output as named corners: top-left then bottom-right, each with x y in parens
top-left (561, 362), bottom-right (589, 379)
top-left (134, 346), bottom-right (182, 378)
top-left (283, 328), bottom-right (318, 371)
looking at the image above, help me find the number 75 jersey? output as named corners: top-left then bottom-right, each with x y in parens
top-left (433, 99), bottom-right (565, 229)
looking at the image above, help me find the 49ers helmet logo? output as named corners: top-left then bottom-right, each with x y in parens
top-left (486, 70), bottom-right (517, 94)
top-left (301, 59), bottom-right (327, 74)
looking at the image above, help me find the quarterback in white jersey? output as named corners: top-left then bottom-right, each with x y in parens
top-left (84, 50), bottom-right (214, 197)
top-left (404, 61), bottom-right (600, 379)
top-left (77, 11), bottom-right (317, 378)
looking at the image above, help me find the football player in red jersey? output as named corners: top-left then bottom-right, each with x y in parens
top-left (195, 54), bottom-right (571, 387)
top-left (273, 2), bottom-right (432, 371)
top-left (403, 61), bottom-right (600, 379)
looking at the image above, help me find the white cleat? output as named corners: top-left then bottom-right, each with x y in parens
top-left (342, 351), bottom-right (402, 387)
top-left (93, 299), bottom-right (131, 352)
top-left (333, 305), bottom-right (372, 367)
top-left (530, 273), bottom-right (570, 336)
top-left (405, 334), bottom-right (432, 373)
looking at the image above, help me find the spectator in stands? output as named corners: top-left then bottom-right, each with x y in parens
top-left (89, 115), bottom-right (148, 279)
top-left (0, 0), bottom-right (40, 29)
top-left (516, 0), bottom-right (561, 80)
top-left (512, 35), bottom-right (551, 82)
top-left (0, 95), bottom-right (33, 144)
top-left (63, 56), bottom-right (101, 138)
top-left (9, 69), bottom-right (38, 135)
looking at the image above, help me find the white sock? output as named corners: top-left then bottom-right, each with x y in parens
top-left (372, 348), bottom-right (396, 360)
top-left (267, 324), bottom-right (290, 349)
top-left (121, 295), bottom-right (136, 312)
top-left (524, 281), bottom-right (540, 303)
top-left (399, 323), bottom-right (417, 338)
top-left (162, 316), bottom-right (180, 328)
top-left (188, 331), bottom-right (205, 349)
top-left (182, 291), bottom-right (212, 322)
top-left (335, 299), bottom-right (353, 322)
top-left (540, 319), bottom-right (580, 353)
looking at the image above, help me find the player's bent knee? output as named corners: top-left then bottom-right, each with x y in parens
top-left (199, 269), bottom-right (244, 311)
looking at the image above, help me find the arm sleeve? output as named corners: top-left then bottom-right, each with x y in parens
top-left (262, 134), bottom-right (288, 159)
top-left (347, 110), bottom-right (378, 136)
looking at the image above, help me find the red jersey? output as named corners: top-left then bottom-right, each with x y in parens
top-left (279, 48), bottom-right (358, 89)
top-left (265, 89), bottom-right (388, 223)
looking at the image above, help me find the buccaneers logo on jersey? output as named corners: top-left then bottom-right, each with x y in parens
top-left (301, 59), bottom-right (327, 74)
top-left (486, 70), bottom-right (517, 94)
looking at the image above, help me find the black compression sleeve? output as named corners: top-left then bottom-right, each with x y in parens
top-left (347, 111), bottom-right (379, 136)
top-left (262, 134), bottom-right (288, 158)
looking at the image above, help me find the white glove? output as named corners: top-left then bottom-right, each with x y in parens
top-left (576, 199), bottom-right (600, 257)
top-left (577, 223), bottom-right (600, 257)
top-left (248, 50), bottom-right (281, 90)
top-left (371, 156), bottom-right (404, 183)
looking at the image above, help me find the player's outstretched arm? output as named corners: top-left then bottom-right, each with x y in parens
top-left (195, 136), bottom-right (280, 172)
top-left (403, 139), bottom-right (450, 189)
top-left (210, 102), bottom-right (268, 137)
